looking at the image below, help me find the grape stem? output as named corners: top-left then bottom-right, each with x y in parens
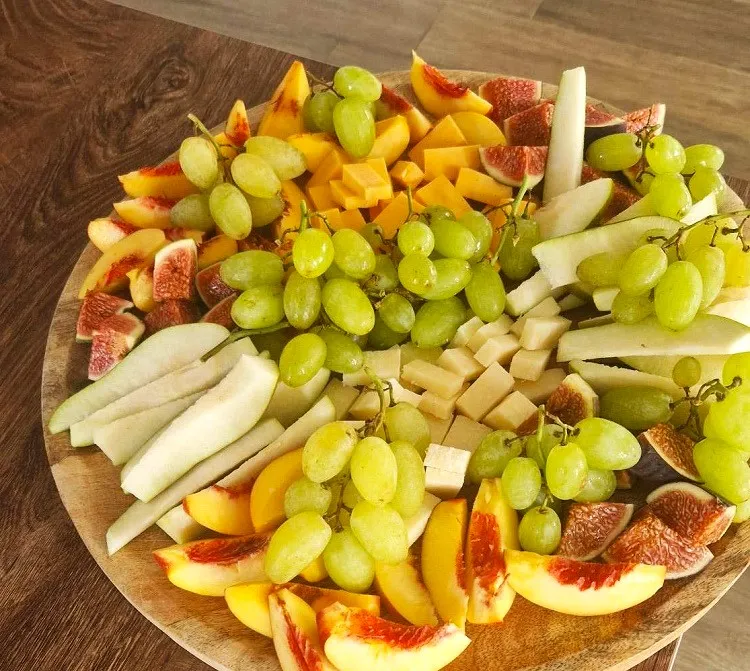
top-left (200, 322), bottom-right (290, 361)
top-left (307, 71), bottom-right (339, 95)
top-left (490, 174), bottom-right (532, 266)
top-left (671, 375), bottom-right (742, 437)
top-left (542, 406), bottom-right (577, 444)
top-left (310, 210), bottom-right (336, 235)
top-left (362, 366), bottom-right (392, 439)
top-left (187, 113), bottom-right (226, 160)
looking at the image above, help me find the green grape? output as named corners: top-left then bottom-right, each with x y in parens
top-left (324, 262), bottom-right (348, 281)
top-left (333, 65), bottom-right (382, 101)
top-left (465, 262), bottom-right (506, 322)
top-left (585, 133), bottom-right (641, 171)
top-left (650, 172), bottom-right (692, 219)
top-left (279, 333), bottom-right (327, 387)
top-left (722, 353), bottom-right (750, 386)
top-left (333, 97), bottom-right (376, 158)
top-left (209, 183), bottom-right (253, 239)
top-left (322, 278), bottom-right (375, 335)
top-left (733, 499), bottom-right (750, 524)
top-left (264, 511), bottom-right (331, 583)
top-left (389, 441), bottom-right (426, 517)
top-left (466, 430), bottom-right (522, 482)
top-left (682, 144), bottom-right (725, 174)
top-left (672, 356), bottom-right (702, 388)
top-left (693, 438), bottom-right (750, 505)
top-left (545, 442), bottom-right (588, 500)
top-left (704, 388), bottom-right (750, 453)
top-left (611, 290), bottom-right (654, 324)
top-left (244, 194), bottom-right (284, 227)
top-left (342, 479), bottom-right (362, 509)
top-left (430, 218), bottom-right (478, 260)
top-left (323, 528), bottom-right (375, 592)
top-left (179, 136), bottom-right (219, 190)
top-left (244, 136), bottom-right (306, 180)
top-left (332, 228), bottom-right (377, 279)
top-left (645, 134), bottom-right (686, 174)
top-left (170, 194), bottom-right (214, 231)
top-left (283, 270), bottom-right (321, 330)
top-left (231, 285), bottom-right (284, 328)
top-left (518, 507), bottom-right (561, 554)
top-left (421, 205), bottom-right (454, 225)
top-left (303, 421), bottom-right (358, 483)
top-left (682, 217), bottom-right (738, 257)
top-left (524, 425), bottom-right (562, 470)
top-left (221, 250), bottom-right (284, 289)
top-left (350, 501), bottom-right (408, 564)
top-left (284, 477), bottom-right (333, 518)
top-left (398, 220), bottom-right (434, 256)
top-left (384, 403), bottom-right (431, 457)
top-left (378, 293), bottom-right (415, 333)
top-left (422, 258), bottom-right (472, 300)
top-left (366, 254), bottom-right (398, 292)
top-left (686, 245), bottom-right (725, 308)
top-left (360, 222), bottom-right (385, 252)
top-left (410, 296), bottom-right (466, 348)
top-left (459, 211), bottom-right (493, 263)
top-left (654, 260), bottom-right (703, 330)
top-left (368, 316), bottom-right (408, 349)
top-left (317, 328), bottom-right (363, 374)
top-left (638, 227), bottom-right (673, 248)
top-left (724, 245), bottom-right (750, 287)
top-left (573, 469), bottom-right (617, 503)
top-left (501, 457), bottom-right (542, 510)
top-left (293, 228), bottom-right (334, 278)
top-left (398, 253), bottom-right (438, 295)
top-left (498, 217), bottom-right (540, 281)
top-left (230, 152), bottom-right (281, 198)
top-left (689, 166), bottom-right (726, 201)
top-left (350, 437), bottom-right (398, 505)
top-left (631, 170), bottom-right (655, 196)
top-left (304, 90), bottom-right (339, 133)
top-left (577, 252), bottom-right (625, 287)
top-left (599, 387), bottom-right (673, 432)
top-left (573, 417), bottom-right (642, 469)
top-left (619, 244), bottom-right (668, 296)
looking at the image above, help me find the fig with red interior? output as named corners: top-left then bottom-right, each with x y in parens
top-left (479, 145), bottom-right (548, 188)
top-left (546, 373), bottom-right (599, 426)
top-left (478, 76), bottom-right (542, 124)
top-left (624, 103), bottom-right (666, 134)
top-left (76, 292), bottom-right (133, 342)
top-left (195, 262), bottom-right (235, 308)
top-left (557, 502), bottom-right (634, 561)
top-left (152, 238), bottom-right (198, 302)
top-left (200, 293), bottom-right (239, 329)
top-left (584, 104), bottom-right (627, 147)
top-left (88, 312), bottom-right (144, 380)
top-left (632, 423), bottom-right (701, 484)
top-left (581, 163), bottom-right (640, 218)
top-left (144, 299), bottom-right (199, 334)
top-left (503, 101), bottom-right (554, 146)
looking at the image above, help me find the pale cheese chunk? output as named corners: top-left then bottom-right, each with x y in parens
top-left (400, 343), bottom-right (443, 367)
top-left (349, 378), bottom-right (420, 419)
top-left (558, 293), bottom-right (586, 311)
top-left (423, 412), bottom-right (454, 444)
top-left (466, 315), bottom-right (514, 352)
top-left (418, 384), bottom-right (467, 420)
top-left (402, 360), bottom-right (465, 399)
top-left (342, 348), bottom-right (401, 386)
top-left (425, 468), bottom-right (465, 499)
top-left (456, 362), bottom-right (515, 421)
top-left (450, 316), bottom-right (484, 348)
top-left (424, 443), bottom-right (472, 473)
top-left (474, 333), bottom-right (521, 367)
top-left (443, 414), bottom-right (492, 453)
top-left (513, 368), bottom-right (567, 404)
top-left (438, 346), bottom-right (485, 381)
top-left (510, 296), bottom-right (561, 336)
top-left (484, 391), bottom-right (538, 431)
top-left (509, 349), bottom-right (552, 382)
top-left (322, 379), bottom-right (360, 420)
top-left (519, 316), bottom-right (572, 351)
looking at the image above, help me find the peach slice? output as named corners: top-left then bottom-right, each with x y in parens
top-left (197, 234), bottom-right (238, 270)
top-left (183, 480), bottom-right (255, 536)
top-left (421, 499), bottom-right (469, 629)
top-left (214, 131), bottom-right (240, 160)
top-left (118, 160), bottom-right (199, 200)
top-left (410, 51), bottom-right (491, 118)
top-left (257, 60), bottom-right (311, 139)
top-left (249, 447), bottom-right (304, 533)
top-left (378, 84), bottom-right (433, 143)
top-left (153, 533), bottom-right (270, 596)
top-left (126, 267), bottom-right (156, 312)
top-left (300, 555), bottom-right (328, 583)
top-left (466, 478), bottom-right (519, 623)
top-left (270, 588), bottom-right (337, 671)
top-left (88, 217), bottom-right (138, 252)
top-left (368, 115), bottom-right (410, 167)
top-left (225, 99), bottom-right (251, 146)
top-left (449, 111), bottom-right (507, 147)
top-left (374, 551), bottom-right (438, 626)
top-left (505, 550), bottom-right (666, 616)
top-left (78, 228), bottom-right (166, 299)
top-left (113, 196), bottom-right (176, 229)
top-left (225, 582), bottom-right (380, 638)
top-left (288, 132), bottom-right (338, 173)
top-left (318, 602), bottom-right (471, 671)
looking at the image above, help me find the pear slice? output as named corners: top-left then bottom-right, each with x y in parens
top-left (536, 178), bottom-right (613, 239)
top-left (262, 366), bottom-right (330, 427)
top-left (49, 323), bottom-right (228, 433)
top-left (121, 355), bottom-right (279, 502)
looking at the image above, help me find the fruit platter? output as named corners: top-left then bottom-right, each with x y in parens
top-left (41, 54), bottom-right (750, 671)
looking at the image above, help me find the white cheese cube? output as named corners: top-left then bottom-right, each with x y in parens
top-left (405, 492), bottom-right (441, 545)
top-left (466, 315), bottom-right (514, 352)
top-left (323, 379), bottom-right (360, 420)
top-left (520, 316), bottom-right (572, 351)
top-left (399, 379), bottom-right (424, 394)
top-left (474, 333), bottom-right (521, 367)
top-left (484, 391), bottom-right (538, 431)
top-left (509, 349), bottom-right (552, 382)
top-left (450, 316), bottom-right (484, 348)
top-left (424, 443), bottom-right (472, 473)
top-left (558, 293), bottom-right (586, 311)
top-left (342, 348), bottom-right (401, 386)
top-left (402, 360), bottom-right (465, 399)
top-left (510, 296), bottom-right (561, 336)
top-left (443, 415), bottom-right (492, 453)
top-left (418, 385), bottom-right (467, 420)
top-left (400, 343), bottom-right (443, 367)
top-left (438, 346), bottom-right (485, 381)
top-left (349, 378), bottom-right (420, 419)
top-left (514, 368), bottom-right (567, 404)
top-left (456, 362), bottom-right (515, 421)
top-left (423, 412), bottom-right (454, 444)
top-left (425, 467), bottom-right (465, 499)
top-left (593, 286), bottom-right (620, 312)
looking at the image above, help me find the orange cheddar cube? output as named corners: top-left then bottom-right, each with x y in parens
top-left (368, 115), bottom-right (410, 166)
top-left (455, 168), bottom-right (513, 206)
top-left (342, 163), bottom-right (391, 202)
top-left (315, 208), bottom-right (343, 231)
top-left (307, 184), bottom-right (338, 211)
top-left (408, 116), bottom-right (468, 168)
top-left (365, 158), bottom-right (394, 198)
top-left (307, 148), bottom-right (349, 188)
top-left (390, 161), bottom-right (424, 190)
top-left (373, 192), bottom-right (425, 239)
top-left (340, 209), bottom-right (367, 232)
top-left (423, 145), bottom-right (481, 182)
top-left (288, 133), bottom-right (338, 172)
top-left (369, 196), bottom-right (395, 221)
top-left (415, 175), bottom-right (472, 217)
top-left (330, 180), bottom-right (376, 210)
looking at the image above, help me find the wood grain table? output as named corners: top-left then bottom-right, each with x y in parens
top-left (1, 1), bottom-right (738, 669)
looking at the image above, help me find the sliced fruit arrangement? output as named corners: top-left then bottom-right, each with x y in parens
top-left (51, 54), bottom-right (750, 671)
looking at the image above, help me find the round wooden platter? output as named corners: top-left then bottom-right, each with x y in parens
top-left (41, 69), bottom-right (750, 671)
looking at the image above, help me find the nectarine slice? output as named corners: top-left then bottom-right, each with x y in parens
top-left (114, 196), bottom-right (176, 229)
top-left (257, 60), bottom-right (310, 140)
top-left (183, 480), bottom-right (255, 536)
top-left (225, 99), bottom-right (251, 146)
top-left (374, 551), bottom-right (438, 626)
top-left (118, 160), bottom-right (198, 200)
top-left (88, 217), bottom-right (138, 252)
top-left (249, 447), bottom-right (304, 532)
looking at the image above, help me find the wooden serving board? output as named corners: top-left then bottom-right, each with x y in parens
top-left (41, 70), bottom-right (750, 671)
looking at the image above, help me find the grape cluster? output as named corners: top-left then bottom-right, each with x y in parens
top-left (264, 402), bottom-right (431, 591)
top-left (465, 415), bottom-right (641, 555)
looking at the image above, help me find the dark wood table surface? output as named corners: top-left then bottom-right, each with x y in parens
top-left (0, 1), bottom-right (681, 669)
